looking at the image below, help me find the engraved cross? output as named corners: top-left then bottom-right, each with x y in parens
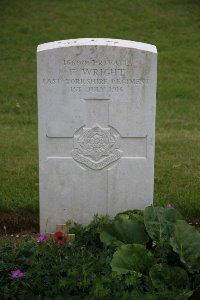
top-left (46, 98), bottom-right (147, 171)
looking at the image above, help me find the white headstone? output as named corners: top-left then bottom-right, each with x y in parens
top-left (37, 38), bottom-right (157, 232)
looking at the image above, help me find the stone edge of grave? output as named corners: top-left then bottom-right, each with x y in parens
top-left (37, 38), bottom-right (157, 54)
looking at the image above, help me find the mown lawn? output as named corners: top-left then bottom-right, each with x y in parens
top-left (0, 0), bottom-right (200, 219)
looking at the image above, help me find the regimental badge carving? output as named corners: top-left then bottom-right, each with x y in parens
top-left (72, 124), bottom-right (122, 170)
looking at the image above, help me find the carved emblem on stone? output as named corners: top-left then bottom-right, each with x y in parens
top-left (72, 124), bottom-right (122, 170)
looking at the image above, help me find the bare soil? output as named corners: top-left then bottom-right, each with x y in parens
top-left (0, 213), bottom-right (39, 235)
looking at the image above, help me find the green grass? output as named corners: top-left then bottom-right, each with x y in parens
top-left (0, 0), bottom-right (200, 218)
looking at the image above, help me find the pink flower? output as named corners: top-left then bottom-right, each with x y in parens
top-left (37, 233), bottom-right (48, 242)
top-left (11, 269), bottom-right (24, 278)
top-left (167, 203), bottom-right (174, 209)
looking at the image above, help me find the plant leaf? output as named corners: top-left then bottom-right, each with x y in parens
top-left (100, 218), bottom-right (149, 246)
top-left (150, 263), bottom-right (189, 290)
top-left (115, 209), bottom-right (144, 222)
top-left (144, 206), bottom-right (184, 244)
top-left (111, 244), bottom-right (154, 275)
top-left (170, 220), bottom-right (200, 273)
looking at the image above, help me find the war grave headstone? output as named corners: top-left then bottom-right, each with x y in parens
top-left (37, 38), bottom-right (157, 232)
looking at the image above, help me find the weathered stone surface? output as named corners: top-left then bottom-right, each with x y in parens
top-left (37, 38), bottom-right (157, 232)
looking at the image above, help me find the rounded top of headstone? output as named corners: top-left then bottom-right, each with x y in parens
top-left (37, 38), bottom-right (157, 54)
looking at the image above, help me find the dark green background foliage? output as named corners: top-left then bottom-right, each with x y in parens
top-left (0, 0), bottom-right (200, 217)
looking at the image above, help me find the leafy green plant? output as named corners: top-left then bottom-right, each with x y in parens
top-left (111, 244), bottom-right (154, 275)
top-left (144, 206), bottom-right (184, 244)
top-left (170, 220), bottom-right (200, 273)
top-left (100, 217), bottom-right (149, 246)
top-left (149, 264), bottom-right (192, 300)
top-left (101, 205), bottom-right (200, 299)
